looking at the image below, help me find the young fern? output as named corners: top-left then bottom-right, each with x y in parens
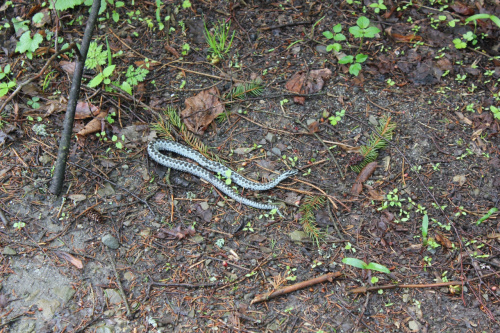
top-left (350, 115), bottom-right (396, 173)
top-left (225, 78), bottom-right (264, 101)
top-left (299, 196), bottom-right (326, 246)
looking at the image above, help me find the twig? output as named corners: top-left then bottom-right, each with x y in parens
top-left (0, 209), bottom-right (9, 226)
top-left (106, 248), bottom-right (132, 318)
top-left (251, 272), bottom-right (342, 304)
top-left (49, 0), bottom-right (101, 195)
top-left (259, 21), bottom-right (312, 31)
top-left (347, 270), bottom-right (500, 294)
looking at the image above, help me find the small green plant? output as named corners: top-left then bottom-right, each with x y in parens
top-left (182, 0), bottom-right (192, 9)
top-left (88, 65), bottom-right (116, 88)
top-left (16, 31), bottom-right (43, 60)
top-left (285, 266), bottom-right (297, 281)
top-left (344, 242), bottom-right (356, 253)
top-left (298, 196), bottom-right (325, 245)
top-left (339, 53), bottom-right (368, 76)
top-left (323, 23), bottom-right (346, 52)
top-left (475, 207), bottom-right (498, 226)
top-left (454, 206), bottom-right (467, 217)
top-left (350, 115), bottom-right (396, 172)
top-left (13, 221), bottom-right (26, 230)
top-left (27, 96), bottom-right (41, 109)
top-left (422, 256), bottom-right (432, 271)
top-left (204, 20), bottom-right (236, 64)
top-left (489, 105), bottom-right (500, 121)
top-left (111, 134), bottom-right (125, 149)
top-left (215, 238), bottom-right (225, 248)
top-left (342, 258), bottom-right (391, 274)
top-left (431, 163), bottom-right (440, 171)
top-left (421, 214), bottom-right (429, 246)
top-left (328, 109), bottom-right (345, 126)
top-left (453, 38), bottom-right (467, 49)
top-left (242, 222), bottom-right (254, 232)
top-left (341, 16), bottom-right (380, 76)
top-left (386, 78), bottom-right (395, 87)
top-left (0, 64), bottom-right (16, 97)
top-left (369, 0), bottom-right (387, 14)
top-left (181, 43), bottom-right (190, 56)
top-left (85, 42), bottom-right (107, 70)
top-left (465, 14), bottom-right (500, 29)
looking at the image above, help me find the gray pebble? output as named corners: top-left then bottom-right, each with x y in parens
top-left (102, 234), bottom-right (120, 249)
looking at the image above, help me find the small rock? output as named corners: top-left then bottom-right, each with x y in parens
top-left (139, 228), bottom-right (151, 237)
top-left (101, 234), bottom-right (119, 249)
top-left (105, 289), bottom-right (122, 304)
top-left (199, 201), bottom-right (209, 210)
top-left (270, 147), bottom-right (281, 156)
top-left (265, 132), bottom-right (276, 143)
top-left (3, 246), bottom-right (17, 255)
top-left (368, 115), bottom-right (378, 126)
top-left (306, 118), bottom-right (317, 126)
top-left (289, 230), bottom-right (308, 242)
top-left (53, 285), bottom-right (75, 303)
top-left (315, 45), bottom-right (328, 54)
top-left (37, 299), bottom-right (61, 320)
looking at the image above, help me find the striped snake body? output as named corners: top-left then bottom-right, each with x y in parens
top-left (148, 140), bottom-right (297, 216)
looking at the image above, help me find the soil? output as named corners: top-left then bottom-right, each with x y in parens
top-left (0, 1), bottom-right (500, 332)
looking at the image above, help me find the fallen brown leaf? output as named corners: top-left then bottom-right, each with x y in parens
top-left (76, 109), bottom-right (108, 138)
top-left (435, 234), bottom-right (453, 249)
top-left (159, 225), bottom-right (196, 240)
top-left (75, 101), bottom-right (100, 119)
top-left (164, 44), bottom-right (180, 58)
top-left (450, 2), bottom-right (474, 16)
top-left (55, 251), bottom-right (83, 269)
top-left (285, 69), bottom-right (332, 104)
top-left (351, 162), bottom-right (378, 195)
top-left (181, 87), bottom-right (225, 134)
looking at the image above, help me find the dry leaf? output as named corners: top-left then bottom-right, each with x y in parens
top-left (159, 225), bottom-right (196, 240)
top-left (75, 101), bottom-right (100, 119)
top-left (285, 69), bottom-right (332, 104)
top-left (55, 251), bottom-right (83, 269)
top-left (453, 174), bottom-right (466, 186)
top-left (449, 2), bottom-right (474, 15)
top-left (308, 121), bottom-right (320, 133)
top-left (435, 234), bottom-right (453, 249)
top-left (351, 162), bottom-right (378, 195)
top-left (76, 110), bottom-right (108, 138)
top-left (164, 44), bottom-right (180, 58)
top-left (181, 87), bottom-right (224, 134)
top-left (60, 61), bottom-right (76, 76)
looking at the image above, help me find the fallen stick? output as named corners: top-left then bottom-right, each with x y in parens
top-left (251, 271), bottom-right (342, 304)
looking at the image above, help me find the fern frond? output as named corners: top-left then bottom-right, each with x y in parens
top-left (350, 115), bottom-right (396, 173)
top-left (225, 78), bottom-right (264, 101)
top-left (299, 196), bottom-right (326, 246)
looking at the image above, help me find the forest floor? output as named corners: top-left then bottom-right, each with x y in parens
top-left (0, 0), bottom-right (500, 332)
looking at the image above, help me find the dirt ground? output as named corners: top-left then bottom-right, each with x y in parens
top-left (1, 1), bottom-right (500, 332)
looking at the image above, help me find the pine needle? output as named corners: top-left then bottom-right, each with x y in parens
top-left (350, 115), bottom-right (396, 173)
top-left (299, 196), bottom-right (326, 246)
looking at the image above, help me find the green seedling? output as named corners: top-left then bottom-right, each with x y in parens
top-left (369, 0), bottom-right (387, 14)
top-left (342, 258), bottom-right (391, 274)
top-left (475, 207), bottom-right (498, 226)
top-left (204, 20), bottom-right (236, 63)
top-left (489, 106), bottom-right (500, 121)
top-left (465, 14), bottom-right (500, 29)
top-left (328, 109), bottom-right (345, 126)
top-left (421, 214), bottom-right (428, 246)
top-left (323, 23), bottom-right (346, 53)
